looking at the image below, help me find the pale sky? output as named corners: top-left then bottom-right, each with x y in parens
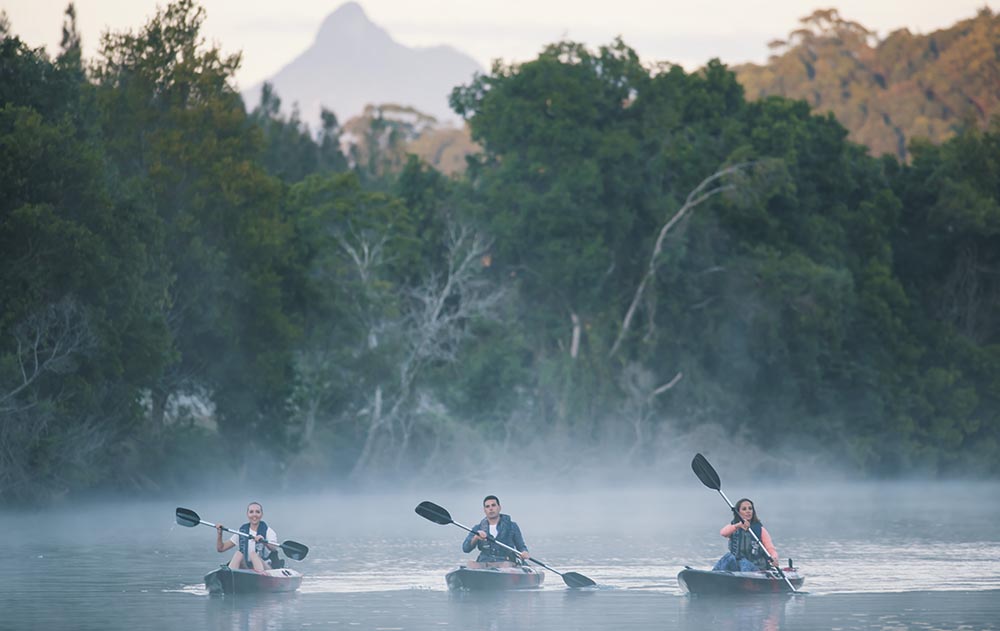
top-left (3, 0), bottom-right (995, 89)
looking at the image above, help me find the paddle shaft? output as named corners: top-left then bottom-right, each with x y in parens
top-left (175, 506), bottom-right (309, 561)
top-left (198, 516), bottom-right (281, 552)
top-left (414, 500), bottom-right (595, 588)
top-left (448, 517), bottom-right (532, 563)
top-left (451, 516), bottom-right (578, 578)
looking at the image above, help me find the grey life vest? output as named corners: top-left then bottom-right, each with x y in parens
top-left (728, 521), bottom-right (767, 567)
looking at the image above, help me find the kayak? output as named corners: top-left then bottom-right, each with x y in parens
top-left (204, 565), bottom-right (304, 595)
top-left (445, 565), bottom-right (545, 591)
top-left (677, 566), bottom-right (805, 595)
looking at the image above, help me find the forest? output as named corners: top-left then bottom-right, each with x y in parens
top-left (736, 7), bottom-right (1000, 160)
top-left (1, 1), bottom-right (998, 503)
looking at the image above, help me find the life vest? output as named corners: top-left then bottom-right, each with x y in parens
top-left (475, 514), bottom-right (520, 562)
top-left (728, 521), bottom-right (767, 567)
top-left (238, 521), bottom-right (269, 561)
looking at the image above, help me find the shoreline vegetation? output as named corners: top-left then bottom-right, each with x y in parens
top-left (1, 2), bottom-right (998, 503)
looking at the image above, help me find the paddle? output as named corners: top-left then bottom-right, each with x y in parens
top-left (175, 507), bottom-right (309, 561)
top-left (690, 453), bottom-right (805, 594)
top-left (415, 500), bottom-right (596, 588)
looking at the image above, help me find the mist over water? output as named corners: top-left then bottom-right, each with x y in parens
top-left (4, 480), bottom-right (999, 629)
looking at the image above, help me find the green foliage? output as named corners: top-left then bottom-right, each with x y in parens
top-left (92, 0), bottom-right (299, 452)
top-left (0, 37), bottom-right (171, 500)
top-left (3, 5), bottom-right (1000, 500)
top-left (284, 171), bottom-right (416, 405)
top-left (451, 40), bottom-right (656, 363)
top-left (888, 121), bottom-right (1000, 473)
top-left (247, 83), bottom-right (348, 183)
top-left (448, 36), bottom-right (1000, 475)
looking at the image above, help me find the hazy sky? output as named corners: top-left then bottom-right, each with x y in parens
top-left (4, 0), bottom-right (995, 89)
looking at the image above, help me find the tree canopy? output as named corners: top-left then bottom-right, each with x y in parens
top-left (2, 2), bottom-right (998, 502)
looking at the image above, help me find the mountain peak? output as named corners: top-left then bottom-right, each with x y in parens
top-left (327, 1), bottom-right (368, 23)
top-left (245, 1), bottom-right (484, 127)
top-left (316, 2), bottom-right (386, 45)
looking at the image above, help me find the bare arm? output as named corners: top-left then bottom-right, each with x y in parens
top-left (760, 527), bottom-right (778, 563)
top-left (216, 524), bottom-right (235, 553)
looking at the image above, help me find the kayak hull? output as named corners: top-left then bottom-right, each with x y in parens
top-left (205, 566), bottom-right (303, 595)
top-left (446, 565), bottom-right (545, 591)
top-left (677, 567), bottom-right (804, 595)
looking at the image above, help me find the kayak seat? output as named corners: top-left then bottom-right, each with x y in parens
top-left (267, 550), bottom-right (285, 569)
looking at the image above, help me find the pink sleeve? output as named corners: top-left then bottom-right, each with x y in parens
top-left (720, 524), bottom-right (738, 538)
top-left (760, 527), bottom-right (778, 562)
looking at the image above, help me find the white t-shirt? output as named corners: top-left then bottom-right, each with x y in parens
top-left (230, 525), bottom-right (278, 560)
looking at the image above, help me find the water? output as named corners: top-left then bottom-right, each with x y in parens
top-left (4, 482), bottom-right (999, 630)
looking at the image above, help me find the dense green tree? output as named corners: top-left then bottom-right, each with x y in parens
top-left (5, 2), bottom-right (1000, 499)
top-left (247, 82), bottom-right (347, 183)
top-left (0, 31), bottom-right (171, 498)
top-left (282, 172), bottom-right (411, 474)
top-left (891, 121), bottom-right (1000, 473)
top-left (447, 37), bottom-right (991, 474)
top-left (92, 0), bottom-right (299, 460)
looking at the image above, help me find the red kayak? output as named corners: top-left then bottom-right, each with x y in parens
top-left (445, 565), bottom-right (545, 591)
top-left (677, 566), bottom-right (805, 595)
top-left (205, 566), bottom-right (303, 595)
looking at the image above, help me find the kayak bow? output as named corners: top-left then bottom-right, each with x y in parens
top-left (204, 566), bottom-right (303, 595)
top-left (678, 566), bottom-right (805, 595)
top-left (445, 565), bottom-right (545, 591)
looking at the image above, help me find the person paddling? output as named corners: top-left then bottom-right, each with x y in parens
top-left (462, 495), bottom-right (531, 568)
top-left (216, 501), bottom-right (280, 572)
top-left (712, 498), bottom-right (780, 572)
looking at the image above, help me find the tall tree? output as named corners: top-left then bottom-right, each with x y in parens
top-left (891, 122), bottom-right (1000, 473)
top-left (0, 31), bottom-right (171, 499)
top-left (93, 0), bottom-right (299, 465)
top-left (247, 82), bottom-right (348, 183)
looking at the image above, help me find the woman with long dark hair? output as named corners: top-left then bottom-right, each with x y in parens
top-left (711, 498), bottom-right (779, 572)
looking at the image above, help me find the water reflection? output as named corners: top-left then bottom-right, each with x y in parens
top-left (680, 594), bottom-right (789, 631)
top-left (446, 590), bottom-right (547, 630)
top-left (204, 592), bottom-right (300, 631)
top-left (3, 484), bottom-right (1000, 630)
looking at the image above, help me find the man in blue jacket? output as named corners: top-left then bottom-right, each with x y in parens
top-left (462, 495), bottom-right (531, 567)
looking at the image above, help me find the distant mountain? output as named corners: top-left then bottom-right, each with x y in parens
top-left (242, 2), bottom-right (484, 127)
top-left (735, 8), bottom-right (1000, 160)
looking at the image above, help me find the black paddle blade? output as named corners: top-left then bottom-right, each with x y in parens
top-left (415, 501), bottom-right (453, 525)
top-left (691, 453), bottom-right (722, 491)
top-left (175, 507), bottom-right (201, 527)
top-left (562, 571), bottom-right (597, 588)
top-left (280, 540), bottom-right (309, 561)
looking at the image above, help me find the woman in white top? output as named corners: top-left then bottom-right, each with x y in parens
top-left (215, 501), bottom-right (279, 571)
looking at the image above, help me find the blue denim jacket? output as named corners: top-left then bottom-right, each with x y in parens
top-left (461, 514), bottom-right (528, 562)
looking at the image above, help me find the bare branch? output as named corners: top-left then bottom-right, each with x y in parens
top-left (609, 163), bottom-right (752, 357)
top-left (569, 313), bottom-right (581, 359)
top-left (348, 221), bottom-right (508, 478)
top-left (619, 364), bottom-right (682, 462)
top-left (1, 298), bottom-right (95, 411)
top-left (334, 221), bottom-right (390, 286)
top-left (651, 372), bottom-right (683, 397)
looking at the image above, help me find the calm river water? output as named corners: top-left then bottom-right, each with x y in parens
top-left (4, 482), bottom-right (999, 630)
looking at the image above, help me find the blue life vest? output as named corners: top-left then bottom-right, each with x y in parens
top-left (238, 521), bottom-right (269, 560)
top-left (728, 521), bottom-right (767, 567)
